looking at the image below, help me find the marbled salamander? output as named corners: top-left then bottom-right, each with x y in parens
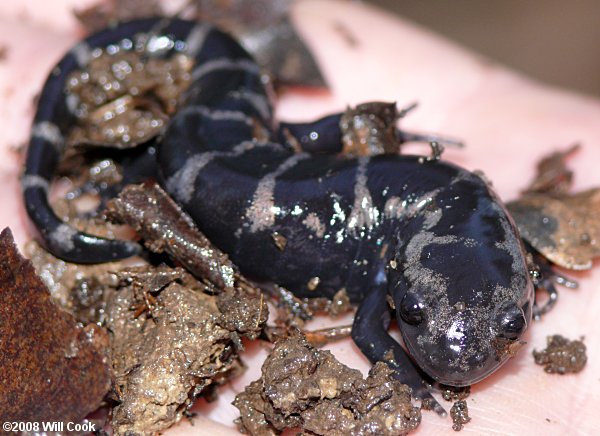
top-left (22, 18), bottom-right (534, 414)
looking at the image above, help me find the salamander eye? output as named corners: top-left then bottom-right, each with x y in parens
top-left (399, 292), bottom-right (425, 325)
top-left (496, 304), bottom-right (526, 340)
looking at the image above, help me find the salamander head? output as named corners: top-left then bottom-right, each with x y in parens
top-left (396, 288), bottom-right (533, 386)
top-left (392, 189), bottom-right (534, 386)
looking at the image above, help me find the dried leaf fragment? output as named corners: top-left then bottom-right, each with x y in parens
top-left (189, 0), bottom-right (325, 87)
top-left (0, 227), bottom-right (111, 423)
top-left (508, 189), bottom-right (600, 269)
top-left (508, 145), bottom-right (600, 269)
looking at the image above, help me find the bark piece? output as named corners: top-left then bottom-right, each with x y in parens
top-left (0, 227), bottom-right (111, 423)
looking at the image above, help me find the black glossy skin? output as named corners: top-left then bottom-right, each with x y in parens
top-left (22, 18), bottom-right (534, 413)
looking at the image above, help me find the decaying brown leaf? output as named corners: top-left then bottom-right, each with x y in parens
top-left (189, 0), bottom-right (325, 87)
top-left (508, 190), bottom-right (600, 270)
top-left (0, 227), bottom-right (111, 423)
top-left (508, 146), bottom-right (600, 269)
top-left (523, 144), bottom-right (579, 195)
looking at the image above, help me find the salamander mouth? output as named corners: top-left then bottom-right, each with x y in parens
top-left (400, 323), bottom-right (509, 387)
top-left (430, 362), bottom-right (503, 387)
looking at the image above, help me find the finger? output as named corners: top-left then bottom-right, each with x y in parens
top-left (0, 0), bottom-right (96, 32)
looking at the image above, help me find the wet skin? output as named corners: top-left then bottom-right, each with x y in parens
top-left (5, 0), bottom-right (598, 433)
top-left (22, 17), bottom-right (534, 414)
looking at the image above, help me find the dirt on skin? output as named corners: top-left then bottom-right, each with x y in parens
top-left (66, 48), bottom-right (192, 149)
top-left (234, 333), bottom-right (421, 436)
top-left (533, 334), bottom-right (587, 374)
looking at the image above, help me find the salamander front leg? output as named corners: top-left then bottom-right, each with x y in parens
top-left (524, 241), bottom-right (578, 319)
top-left (531, 255), bottom-right (577, 320)
top-left (351, 282), bottom-right (446, 416)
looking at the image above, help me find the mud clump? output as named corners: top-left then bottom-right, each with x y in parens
top-left (440, 385), bottom-right (470, 402)
top-left (234, 333), bottom-right (421, 435)
top-left (439, 385), bottom-right (471, 432)
top-left (533, 334), bottom-right (587, 374)
top-left (66, 48), bottom-right (192, 149)
top-left (107, 266), bottom-right (245, 434)
top-left (449, 400), bottom-right (471, 432)
top-left (26, 240), bottom-right (122, 323)
top-left (217, 286), bottom-right (268, 339)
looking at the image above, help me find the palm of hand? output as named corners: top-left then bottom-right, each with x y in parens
top-left (1, 1), bottom-right (599, 434)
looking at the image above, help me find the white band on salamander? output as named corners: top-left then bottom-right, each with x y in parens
top-left (166, 140), bottom-right (258, 204)
top-left (31, 121), bottom-right (64, 152)
top-left (21, 174), bottom-right (50, 191)
top-left (227, 89), bottom-right (272, 122)
top-left (70, 41), bottom-right (93, 67)
top-left (245, 153), bottom-right (309, 233)
top-left (48, 223), bottom-right (77, 252)
top-left (185, 23), bottom-right (212, 57)
top-left (192, 58), bottom-right (261, 81)
top-left (180, 106), bottom-right (254, 126)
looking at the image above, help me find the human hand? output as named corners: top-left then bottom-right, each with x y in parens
top-left (1, 0), bottom-right (599, 434)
